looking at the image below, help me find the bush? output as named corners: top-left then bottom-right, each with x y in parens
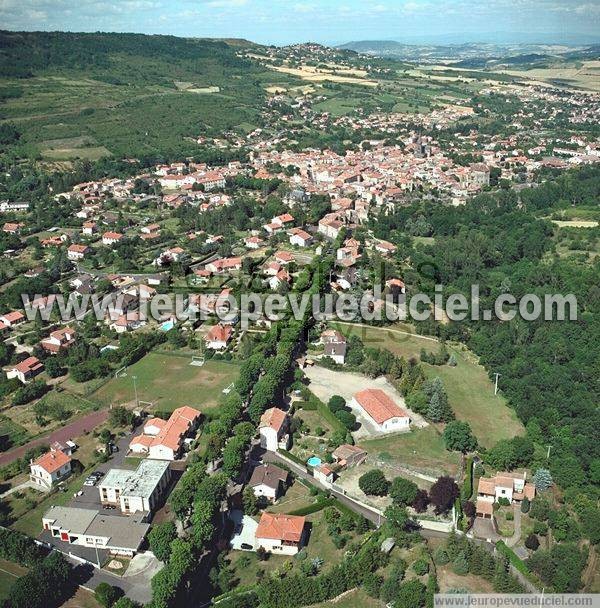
top-left (524, 534), bottom-right (539, 551)
top-left (328, 395), bottom-right (346, 413)
top-left (521, 497), bottom-right (530, 513)
top-left (433, 547), bottom-right (449, 565)
top-left (358, 469), bottom-right (389, 496)
top-left (413, 557), bottom-right (429, 575)
top-left (95, 582), bottom-right (124, 608)
top-left (390, 476), bottom-right (419, 506)
top-left (497, 497), bottom-right (510, 507)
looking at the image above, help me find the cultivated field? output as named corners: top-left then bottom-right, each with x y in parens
top-left (270, 65), bottom-right (378, 87)
top-left (91, 353), bottom-right (240, 413)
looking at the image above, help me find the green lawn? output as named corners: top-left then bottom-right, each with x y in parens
top-left (0, 417), bottom-right (30, 451)
top-left (310, 589), bottom-right (383, 608)
top-left (422, 347), bottom-right (524, 448)
top-left (331, 323), bottom-right (524, 447)
top-left (360, 426), bottom-right (461, 478)
top-left (91, 353), bottom-right (240, 413)
top-left (0, 560), bottom-right (26, 602)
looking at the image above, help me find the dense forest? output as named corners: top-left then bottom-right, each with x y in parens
top-left (375, 165), bottom-right (600, 503)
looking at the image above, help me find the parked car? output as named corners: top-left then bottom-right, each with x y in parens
top-left (83, 477), bottom-right (96, 486)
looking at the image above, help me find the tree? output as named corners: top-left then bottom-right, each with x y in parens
top-left (412, 489), bottom-right (430, 513)
top-left (243, 487), bottom-right (259, 516)
top-left (429, 476), bottom-right (460, 514)
top-left (109, 406), bottom-right (134, 428)
top-left (521, 497), bottom-right (530, 513)
top-left (395, 579), bottom-right (426, 608)
top-left (358, 469), bottom-right (389, 496)
top-left (335, 409), bottom-right (356, 430)
top-left (532, 468), bottom-right (553, 492)
top-left (113, 599), bottom-right (141, 608)
top-left (463, 500), bottom-right (476, 519)
top-left (390, 476), bottom-right (419, 506)
top-left (525, 534), bottom-right (539, 551)
top-left (328, 395), bottom-right (346, 412)
top-left (44, 357), bottom-right (65, 378)
top-left (95, 582), bottom-right (124, 608)
top-left (443, 421), bottom-right (477, 453)
top-left (148, 521), bottom-right (177, 563)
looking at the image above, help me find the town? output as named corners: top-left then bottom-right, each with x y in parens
top-left (0, 23), bottom-right (598, 608)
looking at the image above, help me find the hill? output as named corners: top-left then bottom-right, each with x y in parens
top-left (0, 31), bottom-right (284, 160)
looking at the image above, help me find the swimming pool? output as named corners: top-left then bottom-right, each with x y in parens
top-left (306, 456), bottom-right (322, 467)
top-left (160, 319), bottom-right (175, 332)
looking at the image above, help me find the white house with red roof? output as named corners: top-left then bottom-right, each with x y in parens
top-left (351, 389), bottom-right (410, 433)
top-left (244, 235), bottom-right (264, 249)
top-left (67, 243), bottom-right (91, 261)
top-left (255, 512), bottom-right (306, 555)
top-left (475, 472), bottom-right (536, 519)
top-left (129, 406), bottom-right (201, 461)
top-left (30, 448), bottom-right (72, 489)
top-left (204, 323), bottom-right (233, 350)
top-left (274, 251), bottom-right (294, 265)
top-left (102, 231), bottom-right (124, 246)
top-left (259, 407), bottom-right (290, 452)
top-left (205, 257), bottom-right (242, 274)
top-left (41, 327), bottom-right (76, 354)
top-left (6, 356), bottom-right (44, 384)
top-left (0, 311), bottom-right (25, 327)
top-left (289, 228), bottom-right (313, 247)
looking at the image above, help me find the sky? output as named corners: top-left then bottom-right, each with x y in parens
top-left (1, 0), bottom-right (599, 46)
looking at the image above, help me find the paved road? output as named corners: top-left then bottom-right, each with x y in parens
top-left (0, 408), bottom-right (108, 466)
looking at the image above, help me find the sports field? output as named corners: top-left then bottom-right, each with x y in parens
top-left (92, 353), bottom-right (240, 413)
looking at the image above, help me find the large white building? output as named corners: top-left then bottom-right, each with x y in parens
top-left (352, 389), bottom-right (410, 433)
top-left (98, 459), bottom-right (171, 514)
top-left (42, 506), bottom-right (150, 557)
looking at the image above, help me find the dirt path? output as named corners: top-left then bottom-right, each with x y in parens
top-left (0, 408), bottom-right (108, 466)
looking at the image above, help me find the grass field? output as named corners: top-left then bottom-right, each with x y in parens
top-left (91, 353), bottom-right (240, 413)
top-left (0, 417), bottom-right (30, 451)
top-left (310, 589), bottom-right (383, 608)
top-left (360, 426), bottom-right (461, 478)
top-left (0, 560), bottom-right (27, 602)
top-left (331, 322), bottom-right (524, 447)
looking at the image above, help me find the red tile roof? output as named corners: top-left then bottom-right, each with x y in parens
top-left (354, 389), bottom-right (408, 424)
top-left (32, 449), bottom-right (71, 474)
top-left (256, 512), bottom-right (305, 543)
top-left (260, 407), bottom-right (287, 433)
top-left (205, 324), bottom-right (233, 343)
top-left (14, 356), bottom-right (43, 374)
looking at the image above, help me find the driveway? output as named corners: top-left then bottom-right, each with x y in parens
top-left (303, 365), bottom-right (427, 439)
top-left (69, 432), bottom-right (137, 510)
top-left (229, 510), bottom-right (258, 551)
top-left (472, 517), bottom-right (501, 542)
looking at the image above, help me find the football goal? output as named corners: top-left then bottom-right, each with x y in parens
top-left (222, 382), bottom-right (234, 395)
top-left (115, 366), bottom-right (128, 378)
top-left (190, 355), bottom-right (205, 367)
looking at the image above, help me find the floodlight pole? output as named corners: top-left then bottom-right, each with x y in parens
top-left (132, 375), bottom-right (139, 407)
top-left (494, 373), bottom-right (501, 395)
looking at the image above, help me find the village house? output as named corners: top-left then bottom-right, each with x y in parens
top-left (245, 235), bottom-right (264, 249)
top-left (204, 323), bottom-right (233, 350)
top-left (320, 329), bottom-right (347, 365)
top-left (110, 312), bottom-right (146, 334)
top-left (82, 221), bottom-right (97, 235)
top-left (271, 213), bottom-right (295, 228)
top-left (259, 407), bottom-right (290, 452)
top-left (351, 388), bottom-right (410, 433)
top-left (67, 243), bottom-right (91, 261)
top-left (3, 222), bottom-right (24, 234)
top-left (374, 239), bottom-right (397, 256)
top-left (128, 406), bottom-right (201, 461)
top-left (0, 310), bottom-right (25, 327)
top-left (205, 257), bottom-right (242, 274)
top-left (318, 216), bottom-right (344, 239)
top-left (475, 472), bottom-right (536, 519)
top-left (289, 228), bottom-right (313, 247)
top-left (248, 463), bottom-right (289, 502)
top-left (313, 463), bottom-right (335, 486)
top-left (269, 269), bottom-right (291, 290)
top-left (332, 444), bottom-right (368, 468)
top-left (102, 231), bottom-right (124, 246)
top-left (274, 251), bottom-right (294, 265)
top-left (30, 448), bottom-right (72, 489)
top-left (5, 356), bottom-right (44, 384)
top-left (255, 512), bottom-right (306, 556)
top-left (42, 506), bottom-right (150, 557)
top-left (41, 327), bottom-right (76, 354)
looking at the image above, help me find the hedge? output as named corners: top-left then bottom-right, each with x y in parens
top-left (288, 497), bottom-right (335, 516)
top-left (461, 457), bottom-right (473, 501)
top-left (495, 541), bottom-right (529, 575)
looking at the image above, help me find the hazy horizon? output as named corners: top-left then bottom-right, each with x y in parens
top-left (1, 1), bottom-right (599, 47)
